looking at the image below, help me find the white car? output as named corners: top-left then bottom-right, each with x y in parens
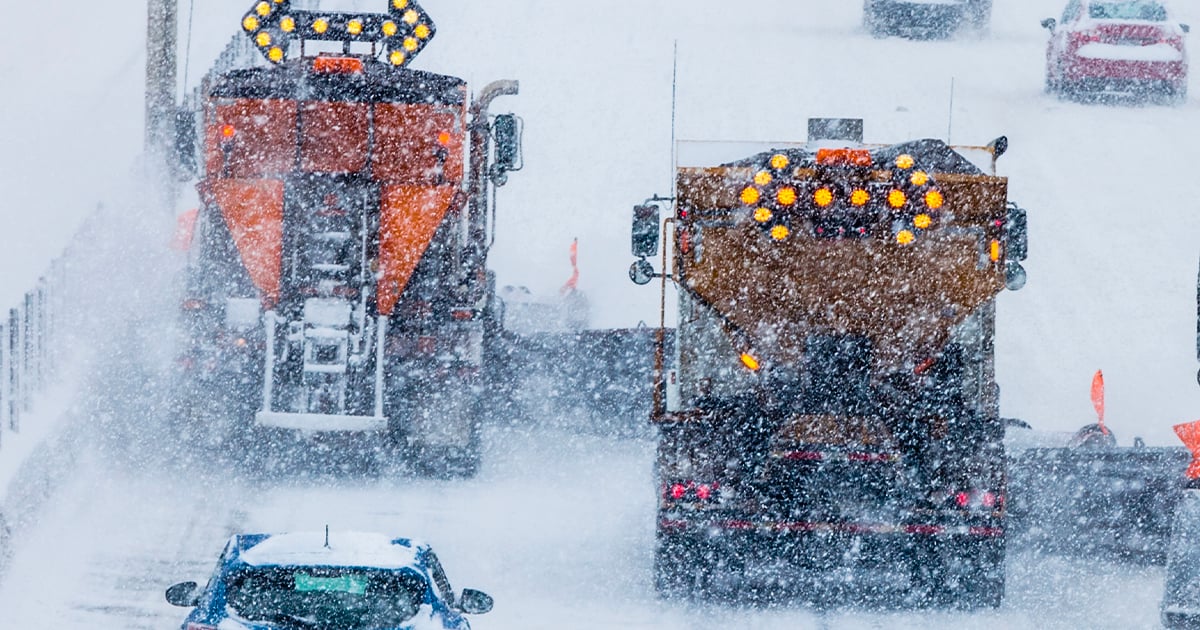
top-left (863, 0), bottom-right (992, 38)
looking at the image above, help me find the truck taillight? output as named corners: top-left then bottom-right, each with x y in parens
top-left (950, 489), bottom-right (1003, 511)
top-left (664, 481), bottom-right (719, 503)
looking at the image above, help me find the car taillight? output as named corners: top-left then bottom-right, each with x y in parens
top-left (1070, 31), bottom-right (1101, 46)
top-left (1162, 35), bottom-right (1184, 49)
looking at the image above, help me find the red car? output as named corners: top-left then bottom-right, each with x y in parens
top-left (1042, 0), bottom-right (1190, 102)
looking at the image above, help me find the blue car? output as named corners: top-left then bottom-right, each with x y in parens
top-left (166, 531), bottom-right (493, 629)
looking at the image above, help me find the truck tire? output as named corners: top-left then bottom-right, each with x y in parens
top-left (966, 0), bottom-right (992, 30)
top-left (654, 534), bottom-right (717, 600)
top-left (0, 511), bottom-right (11, 575)
top-left (943, 537), bottom-right (1005, 609)
top-left (411, 422), bottom-right (482, 479)
top-left (863, 0), bottom-right (889, 38)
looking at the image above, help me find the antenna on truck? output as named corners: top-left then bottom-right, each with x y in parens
top-left (947, 77), bottom-right (956, 144)
top-left (670, 40), bottom-right (679, 181)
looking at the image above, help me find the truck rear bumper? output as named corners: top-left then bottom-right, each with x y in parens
top-left (657, 519), bottom-right (1004, 598)
top-left (255, 411), bottom-right (388, 433)
top-left (660, 516), bottom-right (1003, 538)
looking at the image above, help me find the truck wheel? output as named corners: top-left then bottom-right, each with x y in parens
top-left (654, 534), bottom-right (714, 600)
top-left (863, 1), bottom-right (888, 38)
top-left (967, 0), bottom-right (992, 30)
top-left (943, 537), bottom-right (1005, 609)
top-left (0, 511), bottom-right (12, 574)
top-left (411, 440), bottom-right (481, 479)
top-left (654, 540), bottom-right (692, 599)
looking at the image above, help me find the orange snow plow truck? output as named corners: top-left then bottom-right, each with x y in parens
top-left (173, 0), bottom-right (521, 476)
top-left (629, 119), bottom-right (1028, 606)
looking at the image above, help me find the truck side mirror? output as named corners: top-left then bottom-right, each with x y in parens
top-left (629, 259), bottom-right (656, 285)
top-left (988, 136), bottom-right (1008, 159)
top-left (492, 114), bottom-right (522, 178)
top-left (1006, 204), bottom-right (1028, 261)
top-left (1005, 261), bottom-right (1027, 292)
top-left (632, 204), bottom-right (661, 258)
top-left (1041, 18), bottom-right (1056, 31)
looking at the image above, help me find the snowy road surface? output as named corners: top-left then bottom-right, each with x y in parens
top-left (0, 417), bottom-right (1170, 629)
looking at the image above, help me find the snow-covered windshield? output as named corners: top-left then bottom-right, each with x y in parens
top-left (225, 567), bottom-right (426, 629)
top-left (1088, 0), bottom-right (1167, 21)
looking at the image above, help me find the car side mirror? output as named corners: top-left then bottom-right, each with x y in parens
top-left (1041, 17), bottom-right (1056, 30)
top-left (165, 581), bottom-right (200, 607)
top-left (492, 114), bottom-right (522, 180)
top-left (459, 588), bottom-right (494, 615)
top-left (1182, 23), bottom-right (1191, 34)
top-left (632, 204), bottom-right (661, 258)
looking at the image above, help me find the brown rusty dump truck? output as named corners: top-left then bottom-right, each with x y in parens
top-left (627, 119), bottom-right (1028, 607)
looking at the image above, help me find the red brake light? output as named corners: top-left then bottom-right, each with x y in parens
top-left (982, 492), bottom-right (997, 508)
top-left (696, 484), bottom-right (713, 500)
top-left (669, 484), bottom-right (686, 500)
top-left (955, 492), bottom-right (970, 508)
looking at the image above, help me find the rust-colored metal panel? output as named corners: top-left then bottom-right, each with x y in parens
top-left (374, 103), bottom-right (464, 185)
top-left (205, 179), bottom-right (285, 305)
top-left (675, 167), bottom-right (1008, 372)
top-left (299, 101), bottom-right (370, 174)
top-left (377, 184), bottom-right (459, 315)
top-left (206, 100), bottom-right (297, 178)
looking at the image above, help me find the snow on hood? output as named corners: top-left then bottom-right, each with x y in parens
top-left (239, 532), bottom-right (422, 570)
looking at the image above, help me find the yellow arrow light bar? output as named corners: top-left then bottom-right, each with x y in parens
top-left (239, 0), bottom-right (436, 66)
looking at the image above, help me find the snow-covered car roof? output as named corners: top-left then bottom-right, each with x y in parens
top-left (233, 532), bottom-right (428, 570)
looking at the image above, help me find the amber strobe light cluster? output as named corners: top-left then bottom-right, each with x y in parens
top-left (741, 150), bottom-right (945, 245)
top-left (240, 0), bottom-right (436, 67)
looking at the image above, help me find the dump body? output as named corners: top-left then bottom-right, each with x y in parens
top-left (644, 132), bottom-right (1025, 605)
top-left (174, 3), bottom-right (519, 476)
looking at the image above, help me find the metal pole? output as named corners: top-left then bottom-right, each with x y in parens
top-left (146, 0), bottom-right (178, 155)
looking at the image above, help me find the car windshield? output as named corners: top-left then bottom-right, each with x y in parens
top-left (224, 567), bottom-right (428, 630)
top-left (1088, 0), bottom-right (1167, 21)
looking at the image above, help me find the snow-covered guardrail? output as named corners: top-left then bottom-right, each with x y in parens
top-left (0, 253), bottom-right (69, 454)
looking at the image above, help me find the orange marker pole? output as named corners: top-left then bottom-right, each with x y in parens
top-left (1174, 420), bottom-right (1200, 480)
top-left (1091, 370), bottom-right (1107, 434)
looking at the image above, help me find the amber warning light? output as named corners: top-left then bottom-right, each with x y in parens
top-left (238, 0), bottom-right (437, 67)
